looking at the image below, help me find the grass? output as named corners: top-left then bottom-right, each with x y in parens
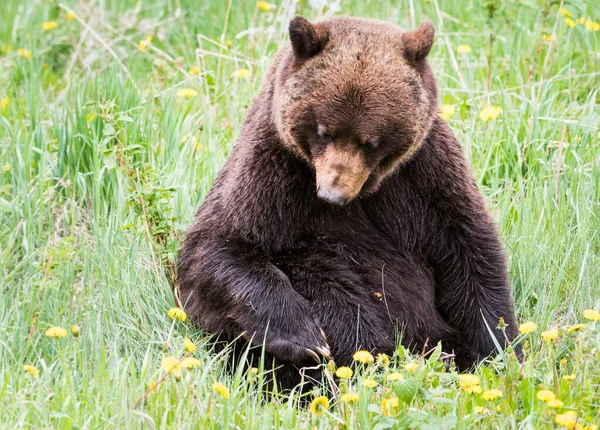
top-left (1, 0), bottom-right (599, 428)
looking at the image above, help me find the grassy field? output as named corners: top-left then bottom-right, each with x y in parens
top-left (1, 0), bottom-right (599, 428)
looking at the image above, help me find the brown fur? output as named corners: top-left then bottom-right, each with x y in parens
top-left (177, 16), bottom-right (519, 390)
top-left (274, 17), bottom-right (438, 202)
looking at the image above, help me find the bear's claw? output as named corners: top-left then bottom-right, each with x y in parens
top-left (316, 345), bottom-right (331, 359)
top-left (306, 348), bottom-right (320, 362)
top-left (306, 345), bottom-right (331, 363)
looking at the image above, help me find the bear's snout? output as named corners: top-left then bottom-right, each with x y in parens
top-left (317, 186), bottom-right (348, 206)
top-left (314, 143), bottom-right (371, 205)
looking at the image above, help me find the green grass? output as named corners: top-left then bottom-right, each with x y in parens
top-left (1, 0), bottom-right (599, 428)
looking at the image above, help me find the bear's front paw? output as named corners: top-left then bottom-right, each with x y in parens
top-left (242, 321), bottom-right (331, 364)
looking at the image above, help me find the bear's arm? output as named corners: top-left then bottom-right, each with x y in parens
top-left (177, 228), bottom-right (330, 363)
top-left (177, 106), bottom-right (330, 363)
top-left (416, 119), bottom-right (519, 367)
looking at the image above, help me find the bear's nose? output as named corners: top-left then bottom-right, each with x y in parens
top-left (317, 188), bottom-right (348, 206)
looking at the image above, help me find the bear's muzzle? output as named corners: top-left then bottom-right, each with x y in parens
top-left (314, 143), bottom-right (371, 206)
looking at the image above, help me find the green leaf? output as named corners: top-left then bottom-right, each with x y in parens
top-left (393, 379), bottom-right (417, 405)
top-left (428, 343), bottom-right (442, 363)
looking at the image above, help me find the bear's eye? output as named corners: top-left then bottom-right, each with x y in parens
top-left (365, 137), bottom-right (380, 149)
top-left (317, 124), bottom-right (334, 142)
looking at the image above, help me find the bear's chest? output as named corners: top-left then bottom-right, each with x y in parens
top-left (306, 174), bottom-right (427, 255)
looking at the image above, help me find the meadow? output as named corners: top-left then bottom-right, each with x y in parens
top-left (1, 0), bottom-right (599, 428)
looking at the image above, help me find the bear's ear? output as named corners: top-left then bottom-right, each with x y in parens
top-left (289, 16), bottom-right (329, 59)
top-left (401, 20), bottom-right (435, 61)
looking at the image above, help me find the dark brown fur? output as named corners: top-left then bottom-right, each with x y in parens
top-left (177, 16), bottom-right (519, 390)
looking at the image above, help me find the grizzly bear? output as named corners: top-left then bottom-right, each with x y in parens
top-left (177, 16), bottom-right (519, 389)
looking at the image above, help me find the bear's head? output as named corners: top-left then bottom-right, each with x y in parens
top-left (273, 16), bottom-right (438, 206)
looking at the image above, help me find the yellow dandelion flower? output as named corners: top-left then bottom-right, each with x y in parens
top-left (564, 18), bottom-right (576, 28)
top-left (183, 337), bottom-right (197, 353)
top-left (568, 324), bottom-right (586, 332)
top-left (582, 425), bottom-right (598, 430)
top-left (4, 163), bottom-right (11, 171)
top-left (586, 21), bottom-right (600, 32)
top-left (257, 1), bottom-right (273, 11)
top-left (71, 325), bottom-right (80, 336)
top-left (576, 17), bottom-right (586, 25)
top-left (353, 350), bottom-right (374, 364)
top-left (167, 307), bottom-right (187, 321)
top-left (458, 374), bottom-right (480, 386)
top-left (583, 309), bottom-right (600, 321)
top-left (439, 104), bottom-right (456, 120)
top-left (225, 40), bottom-right (233, 47)
top-left (176, 88), bottom-right (198, 99)
top-left (17, 48), bottom-right (31, 59)
top-left (479, 105), bottom-right (502, 122)
top-left (482, 389), bottom-right (503, 401)
top-left (474, 406), bottom-right (488, 415)
top-left (387, 372), bottom-right (404, 382)
top-left (42, 21), bottom-right (57, 31)
top-left (45, 326), bottom-right (67, 338)
top-left (341, 392), bottom-right (359, 403)
top-left (149, 379), bottom-right (157, 392)
top-left (560, 358), bottom-right (567, 365)
top-left (362, 378), bottom-right (377, 388)
top-left (559, 8), bottom-right (572, 17)
top-left (23, 364), bottom-right (39, 376)
top-left (541, 329), bottom-right (559, 341)
top-left (1, 97), bottom-right (9, 110)
top-left (457, 44), bottom-right (472, 54)
top-left (189, 66), bottom-right (200, 76)
top-left (161, 356), bottom-right (180, 372)
top-left (234, 68), bottom-right (251, 79)
top-left (548, 399), bottom-right (564, 409)
top-left (562, 374), bottom-right (576, 381)
top-left (381, 396), bottom-right (399, 416)
top-left (181, 357), bottom-right (201, 369)
top-left (464, 384), bottom-right (482, 394)
top-left (376, 353), bottom-right (390, 366)
top-left (138, 39), bottom-right (150, 51)
top-left (519, 321), bottom-right (537, 334)
top-left (309, 396), bottom-right (329, 415)
top-left (404, 362), bottom-right (419, 372)
top-left (66, 11), bottom-right (75, 21)
top-left (458, 374), bottom-right (481, 393)
top-left (212, 382), bottom-right (230, 398)
top-left (335, 366), bottom-right (353, 379)
top-left (536, 390), bottom-right (556, 402)
top-left (555, 411), bottom-right (578, 429)
top-left (542, 33), bottom-right (554, 42)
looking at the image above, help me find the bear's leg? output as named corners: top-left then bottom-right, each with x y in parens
top-left (430, 220), bottom-right (520, 368)
top-left (177, 237), bottom-right (331, 364)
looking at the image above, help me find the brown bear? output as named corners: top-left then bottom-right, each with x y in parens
top-left (177, 16), bottom-right (519, 389)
